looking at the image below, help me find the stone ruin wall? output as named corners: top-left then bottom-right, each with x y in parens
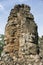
top-left (39, 36), bottom-right (43, 59)
top-left (0, 4), bottom-right (43, 65)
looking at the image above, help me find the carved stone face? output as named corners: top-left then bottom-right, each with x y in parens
top-left (19, 32), bottom-right (37, 55)
top-left (19, 32), bottom-right (36, 46)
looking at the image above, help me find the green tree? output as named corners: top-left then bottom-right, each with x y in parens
top-left (0, 34), bottom-right (4, 56)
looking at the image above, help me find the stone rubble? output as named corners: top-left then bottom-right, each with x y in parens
top-left (0, 4), bottom-right (43, 65)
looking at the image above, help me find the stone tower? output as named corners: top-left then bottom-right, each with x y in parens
top-left (0, 4), bottom-right (43, 65)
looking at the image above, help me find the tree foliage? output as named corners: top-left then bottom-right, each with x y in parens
top-left (0, 34), bottom-right (4, 56)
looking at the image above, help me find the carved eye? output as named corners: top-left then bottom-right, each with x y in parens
top-left (5, 52), bottom-right (9, 54)
top-left (9, 29), bottom-right (16, 36)
top-left (10, 22), bottom-right (17, 26)
top-left (9, 38), bottom-right (16, 43)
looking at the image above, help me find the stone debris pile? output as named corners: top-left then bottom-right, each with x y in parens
top-left (0, 4), bottom-right (43, 65)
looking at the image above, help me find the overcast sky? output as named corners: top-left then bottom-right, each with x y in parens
top-left (0, 0), bottom-right (43, 36)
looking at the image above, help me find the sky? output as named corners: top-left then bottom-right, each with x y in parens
top-left (0, 0), bottom-right (43, 36)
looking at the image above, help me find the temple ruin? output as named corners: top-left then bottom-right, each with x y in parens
top-left (0, 4), bottom-right (43, 65)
